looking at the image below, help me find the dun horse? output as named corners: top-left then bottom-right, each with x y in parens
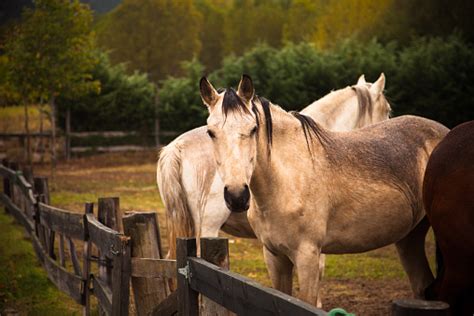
top-left (157, 74), bottom-right (391, 258)
top-left (423, 120), bottom-right (474, 315)
top-left (200, 75), bottom-right (449, 306)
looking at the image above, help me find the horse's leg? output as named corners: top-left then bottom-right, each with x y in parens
top-left (294, 244), bottom-right (321, 306)
top-left (263, 246), bottom-right (293, 295)
top-left (395, 216), bottom-right (434, 298)
top-left (316, 254), bottom-right (325, 308)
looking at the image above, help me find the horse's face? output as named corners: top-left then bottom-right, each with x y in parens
top-left (200, 75), bottom-right (257, 213)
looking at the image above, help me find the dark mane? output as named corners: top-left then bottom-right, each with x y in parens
top-left (351, 85), bottom-right (373, 124)
top-left (221, 88), bottom-right (330, 158)
top-left (290, 111), bottom-right (333, 155)
top-left (252, 97), bottom-right (272, 157)
top-left (222, 88), bottom-right (250, 116)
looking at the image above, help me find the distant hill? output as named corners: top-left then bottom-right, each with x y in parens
top-left (0, 0), bottom-right (32, 24)
top-left (0, 0), bottom-right (120, 27)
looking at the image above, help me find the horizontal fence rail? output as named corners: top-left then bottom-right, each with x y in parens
top-left (177, 237), bottom-right (327, 316)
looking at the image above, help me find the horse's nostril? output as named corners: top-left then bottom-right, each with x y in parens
top-left (224, 186), bottom-right (228, 192)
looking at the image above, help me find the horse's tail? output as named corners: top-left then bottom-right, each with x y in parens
top-left (157, 141), bottom-right (195, 260)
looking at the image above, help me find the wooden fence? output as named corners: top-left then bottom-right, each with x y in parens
top-left (0, 160), bottom-right (451, 316)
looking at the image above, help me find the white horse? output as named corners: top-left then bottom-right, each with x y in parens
top-left (199, 75), bottom-right (449, 307)
top-left (157, 74), bottom-right (391, 259)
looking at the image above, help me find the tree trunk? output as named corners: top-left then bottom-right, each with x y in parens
top-left (49, 94), bottom-right (57, 178)
top-left (23, 98), bottom-right (32, 167)
top-left (65, 106), bottom-right (71, 161)
top-left (39, 101), bottom-right (45, 163)
top-left (154, 86), bottom-right (161, 147)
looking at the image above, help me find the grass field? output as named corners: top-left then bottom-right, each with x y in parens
top-left (0, 150), bottom-right (436, 315)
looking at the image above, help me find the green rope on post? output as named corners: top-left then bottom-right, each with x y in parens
top-left (328, 307), bottom-right (355, 316)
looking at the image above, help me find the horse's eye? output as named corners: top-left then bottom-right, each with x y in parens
top-left (207, 130), bottom-right (216, 139)
top-left (250, 126), bottom-right (258, 136)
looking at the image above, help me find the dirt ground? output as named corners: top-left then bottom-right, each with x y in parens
top-left (26, 150), bottom-right (433, 315)
top-left (321, 279), bottom-right (412, 315)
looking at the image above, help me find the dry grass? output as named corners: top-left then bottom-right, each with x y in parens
top-left (0, 105), bottom-right (51, 133)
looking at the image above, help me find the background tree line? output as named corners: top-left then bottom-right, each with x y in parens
top-left (0, 0), bottom-right (473, 147)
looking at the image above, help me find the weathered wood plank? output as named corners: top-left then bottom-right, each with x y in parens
top-left (123, 211), bottom-right (170, 316)
top-left (97, 197), bottom-right (121, 291)
top-left (392, 299), bottom-right (450, 316)
top-left (82, 203), bottom-right (94, 316)
top-left (0, 165), bottom-right (17, 179)
top-left (59, 234), bottom-right (66, 267)
top-left (85, 213), bottom-right (122, 257)
top-left (68, 238), bottom-right (82, 276)
top-left (188, 258), bottom-right (326, 316)
top-left (200, 238), bottom-right (231, 316)
top-left (98, 197), bottom-right (122, 233)
top-left (38, 203), bottom-right (85, 240)
top-left (15, 174), bottom-right (36, 205)
top-left (177, 238), bottom-right (199, 316)
top-left (151, 291), bottom-right (178, 316)
top-left (111, 239), bottom-right (131, 316)
top-left (31, 231), bottom-right (83, 304)
top-left (130, 258), bottom-right (176, 279)
top-left (93, 276), bottom-right (113, 315)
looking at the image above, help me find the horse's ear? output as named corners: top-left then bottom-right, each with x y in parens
top-left (237, 74), bottom-right (254, 103)
top-left (370, 73), bottom-right (385, 97)
top-left (200, 77), bottom-right (218, 110)
top-left (357, 74), bottom-right (366, 85)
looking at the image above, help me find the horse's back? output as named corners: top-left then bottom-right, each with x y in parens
top-left (331, 115), bottom-right (449, 205)
top-left (423, 120), bottom-right (474, 314)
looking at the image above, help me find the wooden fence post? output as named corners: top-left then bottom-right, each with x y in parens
top-left (200, 237), bottom-right (231, 316)
top-left (97, 197), bottom-right (122, 287)
top-left (392, 299), bottom-right (450, 316)
top-left (34, 177), bottom-right (55, 259)
top-left (2, 159), bottom-right (11, 213)
top-left (82, 202), bottom-right (93, 316)
top-left (177, 238), bottom-right (198, 316)
top-left (9, 162), bottom-right (20, 210)
top-left (122, 212), bottom-right (169, 316)
top-left (97, 197), bottom-right (125, 315)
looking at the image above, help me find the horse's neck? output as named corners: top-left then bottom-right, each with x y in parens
top-left (252, 104), bottom-right (329, 199)
top-left (301, 89), bottom-right (359, 132)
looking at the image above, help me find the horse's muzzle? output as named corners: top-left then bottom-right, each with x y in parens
top-left (224, 185), bottom-right (250, 213)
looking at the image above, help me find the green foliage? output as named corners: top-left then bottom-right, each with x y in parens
top-left (159, 35), bottom-right (474, 133)
top-left (0, 55), bottom-right (20, 104)
top-left (5, 0), bottom-right (99, 101)
top-left (158, 59), bottom-right (207, 132)
top-left (58, 52), bottom-right (156, 132)
top-left (391, 35), bottom-right (474, 127)
top-left (97, 0), bottom-right (202, 82)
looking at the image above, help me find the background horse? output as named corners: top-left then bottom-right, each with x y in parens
top-left (200, 75), bottom-right (449, 307)
top-left (423, 120), bottom-right (474, 315)
top-left (157, 74), bottom-right (391, 259)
